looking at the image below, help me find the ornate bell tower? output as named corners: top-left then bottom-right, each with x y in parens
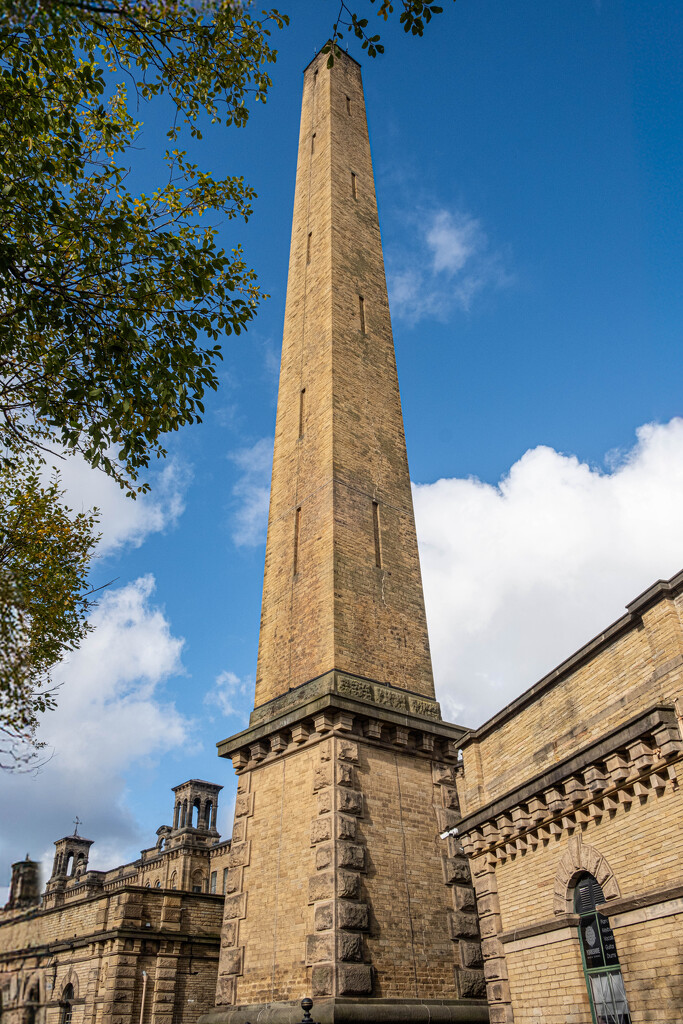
top-left (204, 47), bottom-right (487, 1024)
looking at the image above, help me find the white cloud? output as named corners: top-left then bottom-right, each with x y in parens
top-left (0, 576), bottom-right (192, 890)
top-left (229, 437), bottom-right (273, 547)
top-left (48, 453), bottom-right (189, 555)
top-left (414, 418), bottom-right (683, 729)
top-left (204, 670), bottom-right (252, 723)
top-left (388, 207), bottom-right (510, 325)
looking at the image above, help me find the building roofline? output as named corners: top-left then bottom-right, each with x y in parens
top-left (461, 567), bottom-right (683, 745)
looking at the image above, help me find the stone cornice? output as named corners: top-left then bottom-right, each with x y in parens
top-left (596, 881), bottom-right (683, 918)
top-left (457, 705), bottom-right (682, 860)
top-left (248, 670), bottom-right (444, 729)
top-left (218, 675), bottom-right (467, 773)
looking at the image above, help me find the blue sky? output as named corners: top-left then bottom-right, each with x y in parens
top-left (2, 0), bottom-right (683, 891)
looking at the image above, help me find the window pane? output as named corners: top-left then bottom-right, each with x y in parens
top-left (608, 973), bottom-right (631, 1024)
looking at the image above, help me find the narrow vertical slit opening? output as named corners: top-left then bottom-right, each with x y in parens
top-left (346, 95), bottom-right (351, 115)
top-left (307, 232), bottom-right (312, 264)
top-left (358, 295), bottom-right (366, 334)
top-left (293, 507), bottom-right (301, 576)
top-left (351, 171), bottom-right (357, 200)
top-left (372, 501), bottom-right (382, 568)
top-left (298, 388), bottom-right (305, 438)
top-left (311, 133), bottom-right (316, 154)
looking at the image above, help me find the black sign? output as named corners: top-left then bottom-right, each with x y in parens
top-left (580, 915), bottom-right (604, 968)
top-left (598, 914), bottom-right (620, 967)
top-left (580, 913), bottom-right (620, 969)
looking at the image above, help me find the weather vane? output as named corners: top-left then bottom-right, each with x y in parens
top-left (73, 816), bottom-right (82, 836)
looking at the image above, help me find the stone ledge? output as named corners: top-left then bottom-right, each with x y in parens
top-left (199, 997), bottom-right (489, 1024)
top-left (498, 913), bottom-right (580, 945)
top-left (247, 671), bottom-right (446, 730)
top-left (595, 881), bottom-right (683, 918)
top-left (217, 692), bottom-right (467, 771)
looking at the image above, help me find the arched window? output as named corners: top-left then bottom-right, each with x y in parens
top-left (75, 853), bottom-right (86, 877)
top-left (25, 985), bottom-right (39, 1024)
top-left (191, 798), bottom-right (201, 828)
top-left (154, 879), bottom-right (161, 888)
top-left (60, 983), bottom-right (74, 1024)
top-left (181, 800), bottom-right (188, 827)
top-left (64, 852), bottom-right (74, 876)
top-left (170, 871), bottom-right (177, 890)
top-left (204, 800), bottom-right (213, 829)
top-left (574, 873), bottom-right (631, 1024)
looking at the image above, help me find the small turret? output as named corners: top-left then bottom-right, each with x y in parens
top-left (45, 825), bottom-right (94, 893)
top-left (171, 779), bottom-right (222, 836)
top-left (6, 855), bottom-right (41, 908)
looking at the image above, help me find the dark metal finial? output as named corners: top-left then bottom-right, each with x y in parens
top-left (300, 997), bottom-right (315, 1024)
top-left (73, 816), bottom-right (82, 836)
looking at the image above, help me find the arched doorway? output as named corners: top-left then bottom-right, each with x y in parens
top-left (574, 873), bottom-right (632, 1024)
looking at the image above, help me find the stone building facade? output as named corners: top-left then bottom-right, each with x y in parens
top-left (0, 781), bottom-right (232, 1024)
top-left (456, 571), bottom-right (683, 1024)
top-left (2, 42), bottom-right (682, 1024)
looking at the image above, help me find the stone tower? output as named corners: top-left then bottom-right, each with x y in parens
top-left (205, 47), bottom-right (487, 1024)
top-left (6, 855), bottom-right (41, 909)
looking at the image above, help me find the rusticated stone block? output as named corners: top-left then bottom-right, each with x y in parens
top-left (224, 867), bottom-right (242, 895)
top-left (306, 934), bottom-right (334, 963)
top-left (234, 792), bottom-right (253, 817)
top-left (316, 844), bottom-right (333, 870)
top-left (489, 1006), bottom-right (514, 1024)
top-left (481, 937), bottom-right (503, 959)
top-left (336, 815), bottom-right (357, 840)
top-left (312, 965), bottom-right (334, 997)
top-left (337, 739), bottom-right (359, 762)
top-left (442, 855), bottom-right (472, 885)
top-left (338, 901), bottom-right (369, 930)
top-left (487, 979), bottom-right (511, 1004)
top-left (311, 817), bottom-right (332, 844)
top-left (309, 873), bottom-right (334, 903)
top-left (338, 842), bottom-right (364, 870)
top-left (459, 939), bottom-right (483, 969)
top-left (339, 932), bottom-right (363, 961)
top-left (337, 870), bottom-right (361, 899)
top-left (317, 790), bottom-right (332, 814)
top-left (457, 969), bottom-right (486, 999)
top-left (479, 913), bottom-right (502, 939)
top-left (449, 910), bottom-right (479, 939)
top-left (337, 762), bottom-right (354, 786)
top-left (337, 788), bottom-right (363, 815)
top-left (436, 807), bottom-right (462, 832)
top-left (314, 902), bottom-right (333, 931)
top-left (223, 893), bottom-right (246, 920)
top-left (220, 948), bottom-right (243, 975)
top-left (227, 841), bottom-right (251, 868)
top-left (433, 763), bottom-right (456, 786)
top-left (454, 885), bottom-right (476, 911)
top-left (476, 891), bottom-right (500, 917)
top-left (215, 975), bottom-right (236, 1006)
top-left (221, 920), bottom-right (238, 947)
top-left (337, 964), bottom-right (372, 995)
top-left (442, 786), bottom-right (460, 810)
top-left (314, 765), bottom-right (332, 791)
top-left (484, 957), bottom-right (508, 981)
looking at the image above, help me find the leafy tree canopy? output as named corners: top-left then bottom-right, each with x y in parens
top-left (0, 459), bottom-right (99, 768)
top-left (0, 0), bottom-right (452, 765)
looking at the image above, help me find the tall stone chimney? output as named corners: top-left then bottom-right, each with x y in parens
top-left (205, 46), bottom-right (486, 1024)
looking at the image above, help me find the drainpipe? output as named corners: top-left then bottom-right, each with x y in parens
top-left (139, 971), bottom-right (148, 1024)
